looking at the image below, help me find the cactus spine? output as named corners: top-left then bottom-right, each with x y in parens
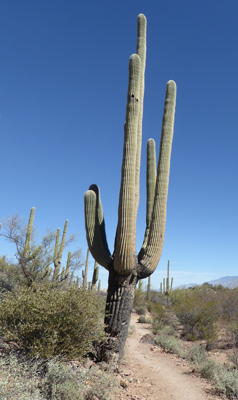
top-left (84, 14), bottom-right (176, 365)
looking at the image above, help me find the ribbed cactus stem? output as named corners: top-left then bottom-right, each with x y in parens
top-left (61, 266), bottom-right (65, 280)
top-left (92, 260), bottom-right (99, 291)
top-left (167, 260), bottom-right (170, 293)
top-left (98, 279), bottom-right (101, 291)
top-left (65, 251), bottom-right (71, 283)
top-left (160, 282), bottom-right (162, 293)
top-left (53, 220), bottom-right (68, 281)
top-left (146, 275), bottom-right (151, 301)
top-left (170, 277), bottom-right (173, 293)
top-left (23, 207), bottom-right (35, 259)
top-left (135, 13), bottom-right (147, 220)
top-left (114, 53), bottom-right (141, 275)
top-left (139, 81), bottom-right (176, 275)
top-left (83, 248), bottom-right (89, 288)
top-left (163, 278), bottom-right (165, 294)
top-left (69, 271), bottom-right (74, 286)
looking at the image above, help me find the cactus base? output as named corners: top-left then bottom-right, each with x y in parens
top-left (96, 268), bottom-right (137, 368)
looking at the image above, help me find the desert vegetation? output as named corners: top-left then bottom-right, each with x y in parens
top-left (0, 212), bottom-right (116, 400)
top-left (134, 282), bottom-right (238, 399)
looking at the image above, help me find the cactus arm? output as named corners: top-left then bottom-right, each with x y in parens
top-left (167, 260), bottom-right (170, 293)
top-left (23, 207), bottom-right (35, 258)
top-left (58, 219), bottom-right (68, 261)
top-left (88, 184), bottom-right (111, 255)
top-left (28, 245), bottom-right (42, 261)
top-left (65, 251), bottom-right (71, 282)
top-left (84, 189), bottom-right (112, 269)
top-left (135, 14), bottom-right (147, 217)
top-left (92, 260), bottom-right (99, 291)
top-left (139, 80), bottom-right (176, 275)
top-left (98, 279), bottom-right (101, 291)
top-left (69, 270), bottom-right (74, 286)
top-left (53, 228), bottom-right (60, 280)
top-left (83, 248), bottom-right (89, 287)
top-left (53, 228), bottom-right (60, 265)
top-left (139, 138), bottom-right (156, 258)
top-left (170, 277), bottom-right (173, 293)
top-left (114, 54), bottom-right (141, 275)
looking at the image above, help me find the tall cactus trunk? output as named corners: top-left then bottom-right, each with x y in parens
top-left (98, 267), bottom-right (137, 367)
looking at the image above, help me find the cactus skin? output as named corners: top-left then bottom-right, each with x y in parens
top-left (91, 260), bottom-right (99, 291)
top-left (82, 248), bottom-right (90, 288)
top-left (146, 275), bottom-right (151, 301)
top-left (65, 251), bottom-right (71, 283)
top-left (23, 207), bottom-right (42, 263)
top-left (98, 279), bottom-right (101, 291)
top-left (161, 260), bottom-right (173, 294)
top-left (84, 14), bottom-right (176, 367)
top-left (53, 220), bottom-right (68, 281)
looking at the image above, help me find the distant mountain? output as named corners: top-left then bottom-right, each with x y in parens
top-left (176, 276), bottom-right (238, 290)
top-left (176, 283), bottom-right (197, 289)
top-left (207, 276), bottom-right (238, 289)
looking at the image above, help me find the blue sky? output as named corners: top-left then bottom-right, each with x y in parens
top-left (1, 0), bottom-right (238, 289)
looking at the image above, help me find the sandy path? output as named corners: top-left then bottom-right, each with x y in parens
top-left (112, 313), bottom-right (220, 400)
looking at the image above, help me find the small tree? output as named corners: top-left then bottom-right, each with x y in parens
top-left (0, 207), bottom-right (83, 288)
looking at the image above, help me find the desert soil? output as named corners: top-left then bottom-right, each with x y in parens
top-left (112, 313), bottom-right (221, 400)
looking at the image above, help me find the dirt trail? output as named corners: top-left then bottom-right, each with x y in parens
top-left (112, 313), bottom-right (220, 400)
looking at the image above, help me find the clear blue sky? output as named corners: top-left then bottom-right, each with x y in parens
top-left (1, 0), bottom-right (238, 289)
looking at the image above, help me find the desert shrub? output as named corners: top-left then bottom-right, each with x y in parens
top-left (155, 334), bottom-right (183, 355)
top-left (199, 359), bottom-right (216, 379)
top-left (135, 305), bottom-right (146, 315)
top-left (152, 319), bottom-right (164, 334)
top-left (171, 287), bottom-right (217, 343)
top-left (0, 352), bottom-right (116, 400)
top-left (0, 257), bottom-right (19, 298)
top-left (217, 288), bottom-right (238, 323)
top-left (185, 344), bottom-right (207, 364)
top-left (133, 282), bottom-right (146, 308)
top-left (150, 302), bottom-right (165, 320)
top-left (148, 290), bottom-right (165, 304)
top-left (0, 282), bottom-right (105, 359)
top-left (212, 364), bottom-right (238, 399)
top-left (138, 315), bottom-right (146, 323)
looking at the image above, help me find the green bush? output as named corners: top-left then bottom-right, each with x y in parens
top-left (171, 287), bottom-right (217, 344)
top-left (0, 352), bottom-right (116, 400)
top-left (0, 282), bottom-right (106, 359)
top-left (155, 334), bottom-right (183, 355)
top-left (133, 283), bottom-right (146, 309)
top-left (135, 306), bottom-right (147, 315)
top-left (138, 315), bottom-right (146, 323)
top-left (212, 364), bottom-right (238, 398)
top-left (185, 344), bottom-right (207, 364)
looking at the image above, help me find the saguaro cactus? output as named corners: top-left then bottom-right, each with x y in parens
top-left (161, 260), bottom-right (173, 294)
top-left (91, 260), bottom-right (99, 291)
top-left (84, 14), bottom-right (176, 366)
top-left (52, 220), bottom-right (68, 281)
top-left (82, 248), bottom-right (90, 288)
